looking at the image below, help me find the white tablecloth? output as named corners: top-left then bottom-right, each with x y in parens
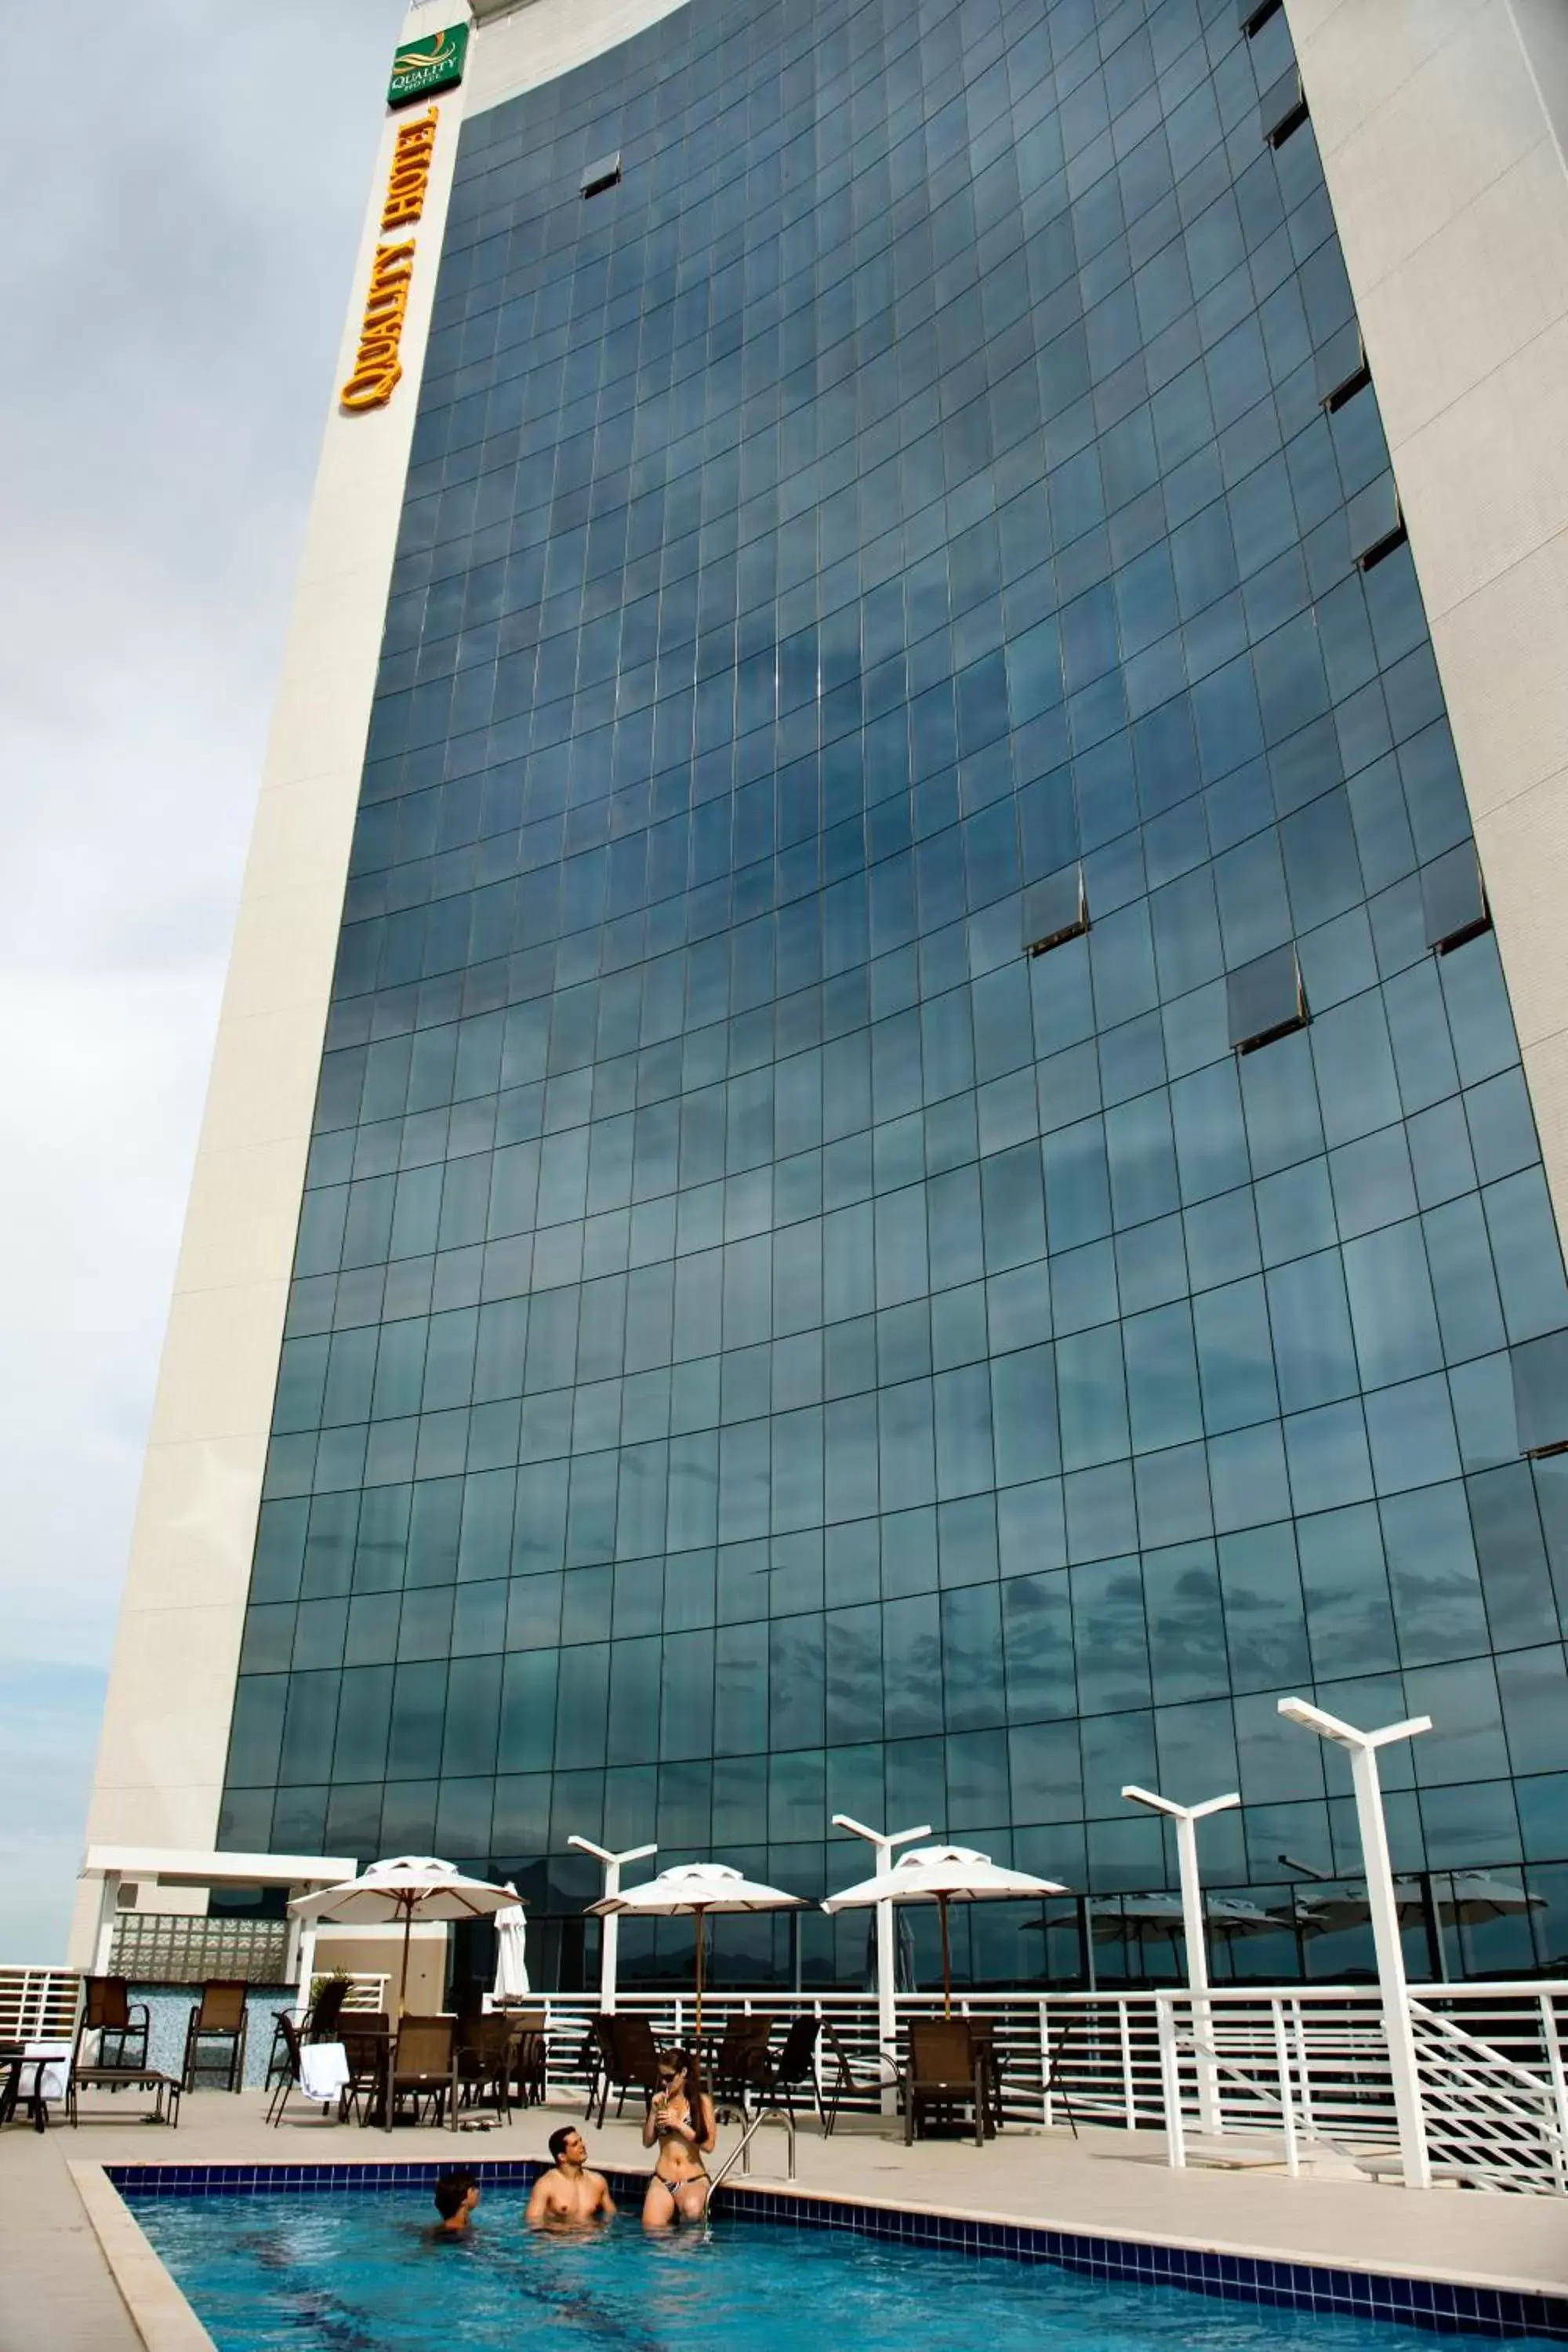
top-left (23, 2042), bottom-right (73, 2101)
top-left (299, 2042), bottom-right (351, 2103)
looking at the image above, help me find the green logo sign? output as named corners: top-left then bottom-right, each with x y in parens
top-left (388, 21), bottom-right (469, 107)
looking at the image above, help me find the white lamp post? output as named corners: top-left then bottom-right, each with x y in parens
top-left (1122, 1784), bottom-right (1240, 2134)
top-left (831, 1813), bottom-right (931, 2113)
top-left (1277, 1698), bottom-right (1432, 2189)
top-left (568, 1836), bottom-right (657, 2014)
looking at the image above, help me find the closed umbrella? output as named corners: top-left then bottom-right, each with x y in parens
top-left (588, 1861), bottom-right (806, 2035)
top-left (289, 1857), bottom-right (518, 2015)
top-left (492, 1888), bottom-right (530, 2002)
top-left (825, 1844), bottom-right (1068, 2016)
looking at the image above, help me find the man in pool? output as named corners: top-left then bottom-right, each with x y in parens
top-left (431, 2170), bottom-right (480, 2238)
top-left (524, 2125), bottom-right (617, 2227)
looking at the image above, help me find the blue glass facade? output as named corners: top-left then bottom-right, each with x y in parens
top-left (219, 0), bottom-right (1568, 1989)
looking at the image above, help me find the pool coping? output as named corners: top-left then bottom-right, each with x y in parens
top-left (68, 2164), bottom-right (216, 2352)
top-left (75, 2157), bottom-right (1568, 2348)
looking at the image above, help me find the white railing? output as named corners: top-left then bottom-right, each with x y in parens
top-left (1155, 1984), bottom-right (1568, 2194)
top-left (1409, 1997), bottom-right (1568, 2194)
top-left (0, 1968), bottom-right (81, 2042)
top-left (517, 1980), bottom-right (1568, 2194)
top-left (4, 1962), bottom-right (1563, 2188)
top-left (310, 1973), bottom-right (390, 2014)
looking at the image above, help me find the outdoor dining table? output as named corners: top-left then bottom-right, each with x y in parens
top-left (0, 2045), bottom-right (60, 2133)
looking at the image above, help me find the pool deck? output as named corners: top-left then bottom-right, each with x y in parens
top-left (5, 2089), bottom-right (1567, 2352)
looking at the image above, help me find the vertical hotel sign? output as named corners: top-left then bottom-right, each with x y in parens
top-left (339, 24), bottom-right (468, 412)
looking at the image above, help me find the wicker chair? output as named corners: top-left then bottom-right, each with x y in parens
top-left (74, 1978), bottom-right (149, 2075)
top-left (388, 2016), bottom-right (459, 2131)
top-left (183, 1981), bottom-right (249, 2092)
top-left (905, 2017), bottom-right (990, 2147)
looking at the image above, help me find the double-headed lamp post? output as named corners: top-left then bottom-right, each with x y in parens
top-left (568, 1836), bottom-right (658, 2014)
top-left (831, 1813), bottom-right (931, 2113)
top-left (1277, 1698), bottom-right (1433, 2190)
top-left (1122, 1784), bottom-right (1240, 2133)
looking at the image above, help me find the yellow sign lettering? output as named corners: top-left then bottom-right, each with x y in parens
top-left (380, 110), bottom-right (439, 233)
top-left (341, 239), bottom-right (419, 413)
top-left (342, 112), bottom-right (442, 415)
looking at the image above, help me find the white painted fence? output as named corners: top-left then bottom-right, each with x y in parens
top-left (5, 1965), bottom-right (1563, 2189)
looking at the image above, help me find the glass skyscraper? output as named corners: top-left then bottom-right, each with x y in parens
top-left (86, 0), bottom-right (1568, 1993)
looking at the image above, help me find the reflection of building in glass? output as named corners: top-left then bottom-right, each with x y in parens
top-left (79, 0), bottom-right (1568, 1991)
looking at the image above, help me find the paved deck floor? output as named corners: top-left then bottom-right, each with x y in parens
top-left (4, 2085), bottom-right (1566, 2352)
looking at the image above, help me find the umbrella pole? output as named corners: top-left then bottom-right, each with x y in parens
top-left (938, 1896), bottom-right (952, 2019)
top-left (693, 1908), bottom-right (706, 2040)
top-left (397, 1900), bottom-right (413, 2017)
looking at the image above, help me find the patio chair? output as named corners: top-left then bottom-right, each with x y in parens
top-left (339, 2013), bottom-right (393, 2125)
top-left (264, 2011), bottom-right (347, 2129)
top-left (820, 2020), bottom-right (901, 2136)
top-left (307, 1976), bottom-right (351, 2042)
top-left (590, 2013), bottom-right (665, 2125)
top-left (507, 2010), bottom-right (548, 2107)
top-left (752, 2014), bottom-right (823, 2129)
top-left (183, 1980), bottom-right (249, 2092)
top-left (265, 1976), bottom-right (353, 2091)
top-left (73, 1977), bottom-right (149, 2076)
top-left (906, 2017), bottom-right (989, 2147)
top-left (388, 2016), bottom-right (459, 2130)
top-left (709, 2013), bottom-right (774, 2120)
top-left (456, 2012), bottom-right (514, 2124)
top-left (964, 2015), bottom-right (1011, 2134)
top-left (583, 2014), bottom-right (615, 2121)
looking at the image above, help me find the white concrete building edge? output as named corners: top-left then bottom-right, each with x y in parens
top-left (69, 2), bottom-right (472, 1962)
top-left (1286, 0), bottom-right (1568, 1242)
top-left (72, 0), bottom-right (748, 1969)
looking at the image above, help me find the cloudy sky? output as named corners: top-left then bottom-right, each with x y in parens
top-left (0, 2), bottom-right (405, 1958)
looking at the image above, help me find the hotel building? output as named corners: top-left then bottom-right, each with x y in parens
top-left (74, 0), bottom-right (1568, 1990)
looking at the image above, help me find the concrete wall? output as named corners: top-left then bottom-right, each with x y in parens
top-left (70, 4), bottom-right (473, 1962)
top-left (1288, 0), bottom-right (1568, 1247)
top-left (73, 0), bottom-right (697, 1967)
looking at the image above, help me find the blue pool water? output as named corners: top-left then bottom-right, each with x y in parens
top-left (133, 2192), bottom-right (1558, 2352)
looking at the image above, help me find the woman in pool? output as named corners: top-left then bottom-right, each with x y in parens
top-left (641, 2047), bottom-right (717, 2227)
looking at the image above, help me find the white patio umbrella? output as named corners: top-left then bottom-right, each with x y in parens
top-left (825, 1844), bottom-right (1069, 2016)
top-left (492, 1887), bottom-right (530, 2002)
top-left (289, 1857), bottom-right (518, 2015)
top-left (1292, 1873), bottom-right (1544, 1938)
top-left (587, 1861), bottom-right (807, 2034)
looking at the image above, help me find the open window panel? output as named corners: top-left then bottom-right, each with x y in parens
top-left (1227, 943), bottom-right (1308, 1054)
top-left (1512, 1328), bottom-right (1568, 1459)
top-left (1318, 323), bottom-right (1372, 416)
top-left (1421, 842), bottom-right (1491, 955)
top-left (582, 152), bottom-right (622, 198)
top-left (1260, 67), bottom-right (1308, 147)
top-left (1022, 865), bottom-right (1088, 957)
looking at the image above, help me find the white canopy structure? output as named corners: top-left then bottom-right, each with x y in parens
top-left (825, 1844), bottom-right (1068, 2013)
top-left (289, 1857), bottom-right (517, 2013)
top-left (589, 1860), bottom-right (806, 2032)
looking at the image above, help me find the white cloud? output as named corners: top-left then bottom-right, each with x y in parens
top-left (0, 0), bottom-right (405, 1956)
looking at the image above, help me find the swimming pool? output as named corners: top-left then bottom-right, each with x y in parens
top-left (131, 2186), bottom-right (1564, 2352)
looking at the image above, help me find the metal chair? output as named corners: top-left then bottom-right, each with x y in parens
top-left (183, 1981), bottom-right (249, 2092)
top-left (753, 2013), bottom-right (824, 2129)
top-left (589, 2013), bottom-right (665, 2125)
top-left (456, 2013), bottom-right (515, 2124)
top-left (709, 2013), bottom-right (775, 2120)
top-left (905, 2017), bottom-right (989, 2147)
top-left (74, 1978), bottom-right (149, 2076)
top-left (388, 2016), bottom-right (459, 2130)
top-left (339, 2014), bottom-right (393, 2125)
top-left (820, 2020), bottom-right (902, 2136)
top-left (506, 2010), bottom-right (548, 2107)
